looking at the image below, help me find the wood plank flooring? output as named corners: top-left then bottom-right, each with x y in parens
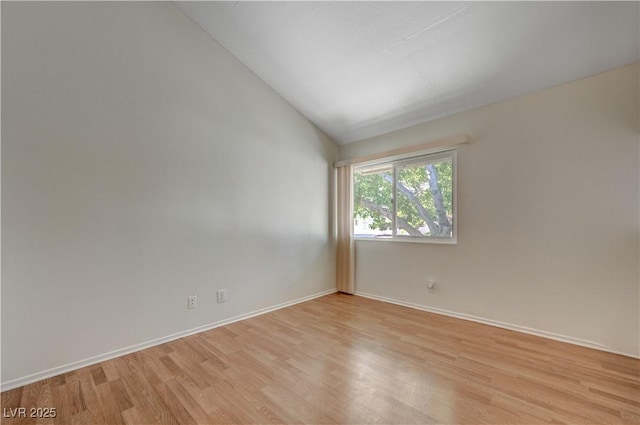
top-left (2, 293), bottom-right (639, 424)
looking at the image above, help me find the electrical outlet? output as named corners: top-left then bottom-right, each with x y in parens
top-left (216, 289), bottom-right (226, 303)
top-left (188, 295), bottom-right (197, 309)
top-left (427, 281), bottom-right (436, 293)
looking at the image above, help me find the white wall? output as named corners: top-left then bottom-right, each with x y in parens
top-left (1, 2), bottom-right (337, 386)
top-left (342, 64), bottom-right (640, 357)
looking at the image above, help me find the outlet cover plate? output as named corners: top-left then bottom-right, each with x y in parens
top-left (216, 290), bottom-right (226, 303)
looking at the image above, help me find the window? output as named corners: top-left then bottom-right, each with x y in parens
top-left (353, 150), bottom-right (456, 243)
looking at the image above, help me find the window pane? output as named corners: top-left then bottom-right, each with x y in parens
top-left (353, 166), bottom-right (393, 238)
top-left (395, 157), bottom-right (453, 238)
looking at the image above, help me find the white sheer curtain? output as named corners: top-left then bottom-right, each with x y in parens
top-left (335, 165), bottom-right (355, 294)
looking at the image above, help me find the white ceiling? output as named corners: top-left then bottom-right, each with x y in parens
top-left (177, 1), bottom-right (639, 145)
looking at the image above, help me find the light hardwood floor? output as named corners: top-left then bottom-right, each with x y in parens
top-left (2, 293), bottom-right (639, 424)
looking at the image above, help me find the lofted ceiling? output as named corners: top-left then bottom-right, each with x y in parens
top-left (177, 1), bottom-right (639, 145)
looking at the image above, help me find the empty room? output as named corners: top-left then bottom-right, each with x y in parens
top-left (1, 1), bottom-right (639, 424)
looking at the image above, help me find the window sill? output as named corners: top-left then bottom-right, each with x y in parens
top-left (354, 236), bottom-right (457, 245)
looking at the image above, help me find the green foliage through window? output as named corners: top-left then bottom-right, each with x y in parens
top-left (353, 152), bottom-right (455, 240)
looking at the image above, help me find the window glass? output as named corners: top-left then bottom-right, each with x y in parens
top-left (353, 151), bottom-right (455, 243)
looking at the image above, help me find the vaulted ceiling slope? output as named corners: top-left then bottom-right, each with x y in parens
top-left (177, 2), bottom-right (639, 145)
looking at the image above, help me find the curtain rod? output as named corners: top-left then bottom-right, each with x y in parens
top-left (334, 133), bottom-right (471, 168)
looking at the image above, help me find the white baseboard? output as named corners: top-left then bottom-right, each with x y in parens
top-left (1, 288), bottom-right (337, 392)
top-left (356, 291), bottom-right (640, 359)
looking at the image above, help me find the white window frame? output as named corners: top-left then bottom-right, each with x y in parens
top-left (353, 149), bottom-right (457, 244)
